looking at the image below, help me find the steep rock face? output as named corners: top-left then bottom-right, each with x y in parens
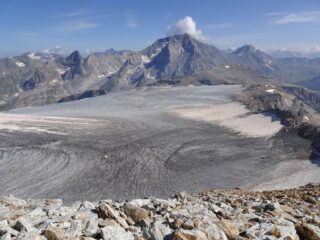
top-left (62, 51), bottom-right (83, 80)
top-left (143, 34), bottom-right (228, 79)
top-left (282, 86), bottom-right (320, 112)
top-left (22, 69), bottom-right (46, 91)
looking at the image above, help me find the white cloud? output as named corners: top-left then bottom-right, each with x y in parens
top-left (276, 44), bottom-right (320, 53)
top-left (59, 10), bottom-right (92, 18)
top-left (166, 16), bottom-right (210, 43)
top-left (264, 11), bottom-right (288, 17)
top-left (55, 19), bottom-right (98, 32)
top-left (125, 10), bottom-right (139, 28)
top-left (206, 23), bottom-right (234, 29)
top-left (270, 11), bottom-right (320, 24)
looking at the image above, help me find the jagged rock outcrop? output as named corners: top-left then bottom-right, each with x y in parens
top-left (282, 85), bottom-right (320, 112)
top-left (0, 184), bottom-right (319, 239)
top-left (62, 51), bottom-right (83, 80)
top-left (238, 84), bottom-right (312, 128)
top-left (238, 84), bottom-right (320, 157)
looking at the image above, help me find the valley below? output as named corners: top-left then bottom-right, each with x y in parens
top-left (0, 85), bottom-right (318, 203)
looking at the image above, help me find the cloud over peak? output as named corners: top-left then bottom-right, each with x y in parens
top-left (167, 16), bottom-right (210, 43)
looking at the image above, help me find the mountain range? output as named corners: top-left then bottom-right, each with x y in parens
top-left (1, 33), bottom-right (320, 109)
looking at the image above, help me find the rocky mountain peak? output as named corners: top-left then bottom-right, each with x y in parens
top-left (233, 45), bottom-right (272, 61)
top-left (234, 44), bottom-right (257, 54)
top-left (64, 50), bottom-right (82, 67)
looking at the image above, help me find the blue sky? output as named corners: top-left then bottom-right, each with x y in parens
top-left (0, 0), bottom-right (320, 56)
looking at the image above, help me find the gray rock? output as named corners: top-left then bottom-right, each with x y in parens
top-left (148, 221), bottom-right (172, 240)
top-left (0, 206), bottom-right (11, 221)
top-left (84, 220), bottom-right (98, 237)
top-left (0, 232), bottom-right (11, 240)
top-left (0, 227), bottom-right (19, 237)
top-left (15, 217), bottom-right (36, 233)
top-left (182, 219), bottom-right (194, 230)
top-left (25, 208), bottom-right (47, 226)
top-left (16, 231), bottom-right (45, 240)
top-left (81, 201), bottom-right (96, 210)
top-left (0, 221), bottom-right (8, 229)
top-left (101, 225), bottom-right (134, 240)
top-left (66, 220), bottom-right (82, 239)
top-left (202, 224), bottom-right (228, 240)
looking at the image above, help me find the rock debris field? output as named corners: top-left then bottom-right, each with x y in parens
top-left (0, 184), bottom-right (319, 240)
top-left (0, 85), bottom-right (319, 202)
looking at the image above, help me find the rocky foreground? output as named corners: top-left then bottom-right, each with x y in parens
top-left (0, 184), bottom-right (319, 240)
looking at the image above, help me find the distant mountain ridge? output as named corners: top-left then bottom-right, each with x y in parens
top-left (1, 33), bottom-right (320, 109)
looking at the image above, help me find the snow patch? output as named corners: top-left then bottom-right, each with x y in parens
top-left (56, 68), bottom-right (69, 75)
top-left (49, 79), bottom-right (59, 85)
top-left (28, 52), bottom-right (41, 60)
top-left (266, 89), bottom-right (275, 93)
top-left (97, 74), bottom-right (105, 79)
top-left (172, 102), bottom-right (283, 138)
top-left (15, 61), bottom-right (26, 67)
top-left (107, 71), bottom-right (117, 76)
top-left (145, 72), bottom-right (155, 80)
top-left (141, 55), bottom-right (151, 64)
top-left (303, 116), bottom-right (310, 121)
top-left (224, 65), bottom-right (230, 69)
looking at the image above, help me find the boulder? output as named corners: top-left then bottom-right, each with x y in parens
top-left (66, 220), bottom-right (82, 239)
top-left (217, 219), bottom-right (239, 240)
top-left (172, 230), bottom-right (208, 240)
top-left (202, 224), bottom-right (228, 240)
top-left (0, 196), bottom-right (26, 208)
top-left (124, 203), bottom-right (149, 224)
top-left (16, 232), bottom-right (45, 240)
top-left (83, 220), bottom-right (98, 237)
top-left (296, 223), bottom-right (320, 240)
top-left (97, 202), bottom-right (129, 229)
top-left (44, 224), bottom-right (67, 240)
top-left (14, 217), bottom-right (36, 233)
top-left (148, 221), bottom-right (172, 240)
